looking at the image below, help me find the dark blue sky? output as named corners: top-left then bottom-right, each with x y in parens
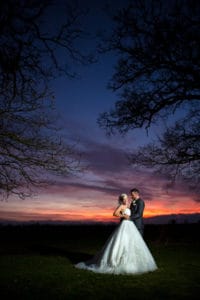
top-left (52, 0), bottom-right (157, 146)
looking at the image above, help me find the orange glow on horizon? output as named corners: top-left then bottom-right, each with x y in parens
top-left (0, 205), bottom-right (199, 223)
top-left (0, 192), bottom-right (199, 223)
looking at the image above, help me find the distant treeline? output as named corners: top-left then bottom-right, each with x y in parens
top-left (0, 223), bottom-right (199, 245)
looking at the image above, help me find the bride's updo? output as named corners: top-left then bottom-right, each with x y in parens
top-left (118, 193), bottom-right (128, 204)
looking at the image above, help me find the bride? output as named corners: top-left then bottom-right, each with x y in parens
top-left (75, 193), bottom-right (158, 275)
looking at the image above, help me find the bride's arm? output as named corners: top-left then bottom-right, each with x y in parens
top-left (113, 205), bottom-right (123, 217)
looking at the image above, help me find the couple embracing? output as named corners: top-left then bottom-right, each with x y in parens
top-left (75, 188), bottom-right (158, 275)
top-left (114, 188), bottom-right (145, 236)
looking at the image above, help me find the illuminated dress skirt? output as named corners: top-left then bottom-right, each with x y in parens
top-left (75, 219), bottom-right (158, 275)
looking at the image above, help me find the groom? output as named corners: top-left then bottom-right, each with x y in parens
top-left (129, 188), bottom-right (145, 236)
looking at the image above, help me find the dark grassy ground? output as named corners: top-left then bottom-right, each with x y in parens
top-left (0, 223), bottom-right (199, 300)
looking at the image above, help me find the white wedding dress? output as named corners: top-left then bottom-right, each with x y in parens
top-left (75, 208), bottom-right (158, 275)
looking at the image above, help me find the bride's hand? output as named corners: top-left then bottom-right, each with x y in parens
top-left (121, 209), bottom-right (127, 216)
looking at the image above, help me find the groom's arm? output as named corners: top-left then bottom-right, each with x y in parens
top-left (130, 200), bottom-right (145, 220)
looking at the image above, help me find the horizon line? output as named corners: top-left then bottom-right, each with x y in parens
top-left (0, 212), bottom-right (199, 225)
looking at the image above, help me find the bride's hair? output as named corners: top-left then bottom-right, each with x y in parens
top-left (118, 193), bottom-right (127, 204)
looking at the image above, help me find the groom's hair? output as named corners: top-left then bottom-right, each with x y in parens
top-left (130, 188), bottom-right (139, 194)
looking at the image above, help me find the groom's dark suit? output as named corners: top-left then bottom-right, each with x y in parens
top-left (130, 198), bottom-right (145, 236)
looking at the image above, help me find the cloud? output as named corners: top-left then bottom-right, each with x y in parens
top-left (82, 140), bottom-right (130, 173)
top-left (39, 160), bottom-right (196, 205)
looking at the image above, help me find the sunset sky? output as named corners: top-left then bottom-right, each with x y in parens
top-left (0, 0), bottom-right (199, 224)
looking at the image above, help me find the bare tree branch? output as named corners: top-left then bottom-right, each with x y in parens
top-left (0, 0), bottom-right (91, 199)
top-left (98, 0), bottom-right (200, 189)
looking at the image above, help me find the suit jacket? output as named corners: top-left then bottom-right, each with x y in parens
top-left (130, 198), bottom-right (145, 232)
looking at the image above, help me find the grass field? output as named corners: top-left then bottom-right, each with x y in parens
top-left (0, 223), bottom-right (199, 300)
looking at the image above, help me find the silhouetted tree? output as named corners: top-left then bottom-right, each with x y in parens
top-left (0, 0), bottom-right (92, 199)
top-left (98, 0), bottom-right (200, 191)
